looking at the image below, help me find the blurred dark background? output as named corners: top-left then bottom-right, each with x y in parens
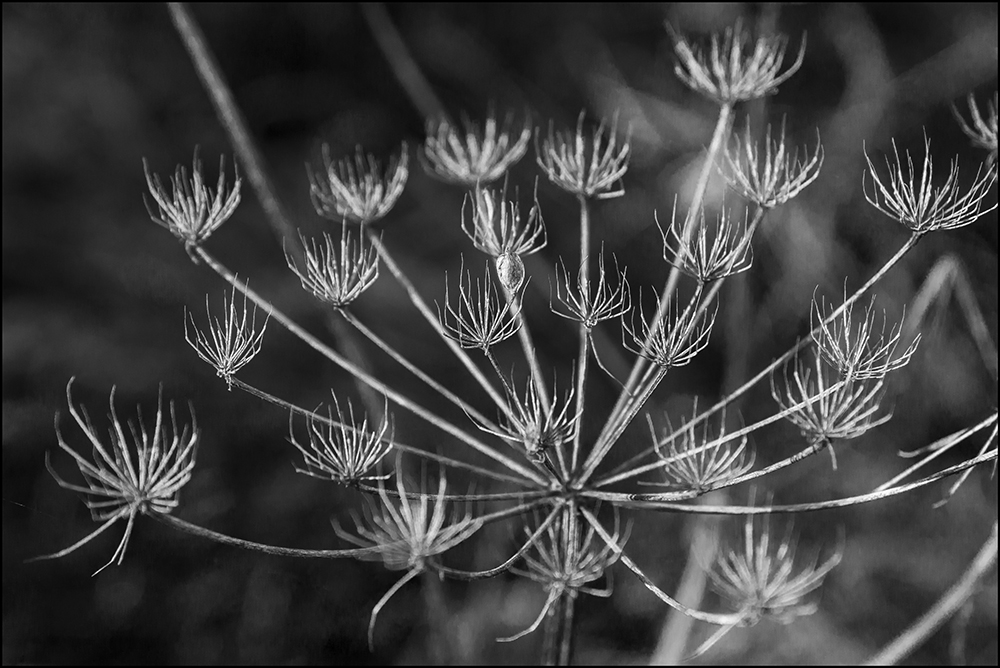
top-left (3, 3), bottom-right (997, 665)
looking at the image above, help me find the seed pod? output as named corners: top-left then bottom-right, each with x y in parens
top-left (495, 252), bottom-right (525, 292)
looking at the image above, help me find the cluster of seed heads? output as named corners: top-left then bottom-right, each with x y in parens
top-left (37, 16), bottom-right (999, 663)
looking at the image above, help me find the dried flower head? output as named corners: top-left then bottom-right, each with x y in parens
top-left (185, 284), bottom-right (269, 390)
top-left (953, 91), bottom-right (998, 166)
top-left (500, 510), bottom-right (623, 642)
top-left (536, 112), bottom-right (631, 200)
top-left (624, 293), bottom-right (718, 369)
top-left (772, 352), bottom-right (891, 466)
top-left (143, 151), bottom-right (241, 256)
top-left (463, 184), bottom-right (546, 292)
top-left (668, 20), bottom-right (805, 104)
top-left (309, 143), bottom-right (408, 224)
top-left (34, 379), bottom-right (198, 575)
top-left (286, 226), bottom-right (379, 308)
top-left (439, 260), bottom-right (521, 351)
top-left (422, 111), bottom-right (531, 186)
top-left (723, 121), bottom-right (823, 208)
top-left (553, 251), bottom-right (632, 329)
top-left (289, 396), bottom-right (392, 484)
top-left (649, 403), bottom-right (754, 493)
top-left (660, 202), bottom-right (754, 284)
top-left (476, 378), bottom-right (579, 463)
top-left (333, 468), bottom-right (481, 647)
top-left (709, 512), bottom-right (840, 627)
top-left (811, 290), bottom-right (920, 381)
top-left (864, 135), bottom-right (997, 233)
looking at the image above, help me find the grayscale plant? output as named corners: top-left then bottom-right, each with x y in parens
top-left (476, 377), bottom-right (579, 464)
top-left (423, 112), bottom-right (531, 186)
top-left (668, 20), bottom-right (805, 104)
top-left (723, 120), bottom-right (823, 209)
top-left (143, 151), bottom-right (241, 256)
top-left (553, 251), bottom-right (631, 330)
top-left (309, 143), bottom-right (409, 224)
top-left (811, 290), bottom-right (920, 382)
top-left (463, 184), bottom-right (546, 292)
top-left (624, 292), bottom-right (718, 369)
top-left (439, 260), bottom-right (522, 352)
top-left (185, 284), bottom-right (269, 390)
top-left (660, 202), bottom-right (754, 284)
top-left (34, 380), bottom-right (198, 575)
top-left (953, 91), bottom-right (998, 166)
top-left (697, 511), bottom-right (841, 658)
top-left (286, 226), bottom-right (380, 308)
top-left (648, 404), bottom-right (754, 494)
top-left (864, 136), bottom-right (998, 234)
top-left (772, 351), bottom-right (892, 465)
top-left (536, 113), bottom-right (631, 200)
top-left (39, 10), bottom-right (1000, 666)
top-left (332, 469), bottom-right (481, 647)
top-left (289, 396), bottom-right (392, 484)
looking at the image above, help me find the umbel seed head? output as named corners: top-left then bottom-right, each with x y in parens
top-left (668, 20), bottom-right (805, 104)
top-left (309, 143), bottom-right (408, 225)
top-left (422, 111), bottom-right (531, 186)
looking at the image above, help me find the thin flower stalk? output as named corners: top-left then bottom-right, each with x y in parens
top-left (864, 136), bottom-right (997, 234)
top-left (423, 112), bottom-right (531, 186)
top-left (185, 283), bottom-right (269, 390)
top-left (536, 112), bottom-right (631, 200)
top-left (286, 226), bottom-right (380, 308)
top-left (33, 380), bottom-right (198, 575)
top-left (143, 151), bottom-right (241, 256)
top-left (723, 120), bottom-right (823, 209)
top-left (289, 396), bottom-right (393, 484)
top-left (953, 91), bottom-right (998, 166)
top-left (193, 246), bottom-right (548, 486)
top-left (668, 20), bottom-right (806, 104)
top-left (812, 290), bottom-right (920, 381)
top-left (365, 231), bottom-right (516, 421)
top-left (309, 143), bottom-right (408, 225)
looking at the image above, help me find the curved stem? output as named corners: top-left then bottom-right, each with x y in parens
top-left (865, 521), bottom-right (999, 666)
top-left (582, 448), bottom-right (997, 512)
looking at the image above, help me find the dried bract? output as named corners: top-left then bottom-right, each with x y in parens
top-left (724, 121), bottom-right (823, 208)
top-left (812, 291), bottom-right (919, 381)
top-left (439, 261), bottom-right (521, 351)
top-left (864, 136), bottom-right (997, 233)
top-left (35, 380), bottom-right (198, 575)
top-left (423, 112), bottom-right (531, 186)
top-left (536, 113), bottom-right (630, 200)
top-left (660, 203), bottom-right (754, 284)
top-left (668, 21), bottom-right (805, 104)
top-left (286, 227), bottom-right (379, 307)
top-left (144, 152), bottom-right (241, 254)
top-left (185, 285), bottom-right (269, 389)
top-left (309, 143), bottom-right (408, 224)
top-left (289, 397), bottom-right (392, 484)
